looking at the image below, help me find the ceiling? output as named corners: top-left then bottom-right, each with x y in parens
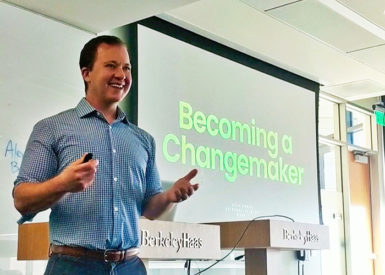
top-left (1, 0), bottom-right (199, 33)
top-left (3, 0), bottom-right (385, 101)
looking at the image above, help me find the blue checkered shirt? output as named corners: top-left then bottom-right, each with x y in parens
top-left (14, 98), bottom-right (162, 250)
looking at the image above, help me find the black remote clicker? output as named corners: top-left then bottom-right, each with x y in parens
top-left (83, 153), bottom-right (93, 163)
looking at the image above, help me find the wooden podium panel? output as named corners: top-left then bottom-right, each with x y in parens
top-left (17, 220), bottom-right (220, 260)
top-left (18, 222), bottom-right (49, 260)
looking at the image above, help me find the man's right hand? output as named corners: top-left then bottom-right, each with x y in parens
top-left (57, 153), bottom-right (99, 193)
top-left (14, 153), bottom-right (98, 216)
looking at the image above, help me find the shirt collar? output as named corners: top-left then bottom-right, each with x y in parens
top-left (116, 107), bottom-right (129, 124)
top-left (75, 98), bottom-right (129, 124)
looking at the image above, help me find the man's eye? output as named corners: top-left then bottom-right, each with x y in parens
top-left (124, 66), bottom-right (131, 71)
top-left (106, 64), bottom-right (115, 68)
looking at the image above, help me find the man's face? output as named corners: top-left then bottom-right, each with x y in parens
top-left (82, 43), bottom-right (132, 106)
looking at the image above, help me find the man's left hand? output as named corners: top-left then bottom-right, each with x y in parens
top-left (166, 169), bottom-right (199, 203)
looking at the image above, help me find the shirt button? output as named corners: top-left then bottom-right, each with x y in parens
top-left (114, 207), bottom-right (118, 212)
top-left (113, 149), bottom-right (116, 153)
top-left (109, 125), bottom-right (112, 129)
top-left (114, 177), bottom-right (118, 182)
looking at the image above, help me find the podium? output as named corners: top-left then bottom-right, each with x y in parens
top-left (212, 220), bottom-right (329, 275)
top-left (17, 220), bottom-right (220, 260)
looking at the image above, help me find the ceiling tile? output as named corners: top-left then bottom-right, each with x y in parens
top-left (267, 0), bottom-right (385, 53)
top-left (240, 0), bottom-right (299, 11)
top-left (338, 0), bottom-right (385, 30)
top-left (321, 80), bottom-right (385, 101)
top-left (349, 44), bottom-right (385, 75)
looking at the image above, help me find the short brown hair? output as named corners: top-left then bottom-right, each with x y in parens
top-left (79, 35), bottom-right (125, 91)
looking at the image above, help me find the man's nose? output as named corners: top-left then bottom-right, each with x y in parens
top-left (114, 67), bottom-right (126, 79)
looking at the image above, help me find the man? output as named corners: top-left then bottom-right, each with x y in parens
top-left (13, 35), bottom-right (199, 275)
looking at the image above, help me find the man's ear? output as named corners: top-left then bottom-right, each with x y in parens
top-left (81, 67), bottom-right (91, 82)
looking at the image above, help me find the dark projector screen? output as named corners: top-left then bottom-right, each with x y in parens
top-left (137, 24), bottom-right (319, 223)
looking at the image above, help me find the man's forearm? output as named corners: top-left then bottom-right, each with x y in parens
top-left (143, 192), bottom-right (173, 220)
top-left (13, 156), bottom-right (98, 216)
top-left (143, 170), bottom-right (199, 220)
top-left (13, 176), bottom-right (66, 216)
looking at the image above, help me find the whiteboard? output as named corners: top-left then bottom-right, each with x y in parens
top-left (0, 2), bottom-right (94, 235)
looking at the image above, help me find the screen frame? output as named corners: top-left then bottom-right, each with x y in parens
top-left (116, 16), bottom-right (322, 224)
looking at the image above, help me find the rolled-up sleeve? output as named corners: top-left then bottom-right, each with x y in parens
top-left (13, 119), bottom-right (58, 223)
top-left (141, 136), bottom-right (163, 212)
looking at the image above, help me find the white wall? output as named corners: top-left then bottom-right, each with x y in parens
top-left (0, 3), bottom-right (94, 274)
